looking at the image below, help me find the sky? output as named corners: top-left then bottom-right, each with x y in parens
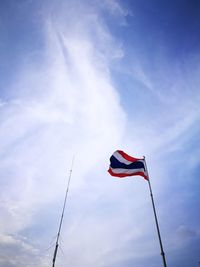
top-left (0, 0), bottom-right (200, 266)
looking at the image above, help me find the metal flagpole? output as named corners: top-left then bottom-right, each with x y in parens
top-left (52, 157), bottom-right (75, 267)
top-left (143, 157), bottom-right (167, 267)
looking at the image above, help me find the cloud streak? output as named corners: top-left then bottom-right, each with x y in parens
top-left (0, 0), bottom-right (128, 265)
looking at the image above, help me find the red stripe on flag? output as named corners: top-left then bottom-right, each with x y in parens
top-left (108, 168), bottom-right (148, 180)
top-left (117, 150), bottom-right (143, 162)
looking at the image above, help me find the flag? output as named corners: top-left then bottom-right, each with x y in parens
top-left (108, 150), bottom-right (148, 180)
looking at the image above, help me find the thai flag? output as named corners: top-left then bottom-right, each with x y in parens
top-left (108, 150), bottom-right (148, 180)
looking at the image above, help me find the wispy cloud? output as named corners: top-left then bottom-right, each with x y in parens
top-left (0, 1), bottom-right (129, 266)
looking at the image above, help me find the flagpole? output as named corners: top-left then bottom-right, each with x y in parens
top-left (143, 157), bottom-right (167, 267)
top-left (52, 157), bottom-right (75, 267)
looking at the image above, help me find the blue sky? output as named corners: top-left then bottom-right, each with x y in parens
top-left (0, 0), bottom-right (200, 266)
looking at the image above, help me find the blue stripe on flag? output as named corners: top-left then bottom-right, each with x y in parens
top-left (110, 155), bottom-right (145, 170)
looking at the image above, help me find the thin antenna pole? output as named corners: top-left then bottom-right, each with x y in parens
top-left (143, 157), bottom-right (167, 267)
top-left (52, 157), bottom-right (75, 267)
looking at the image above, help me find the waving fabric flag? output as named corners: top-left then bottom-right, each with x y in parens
top-left (108, 150), bottom-right (148, 180)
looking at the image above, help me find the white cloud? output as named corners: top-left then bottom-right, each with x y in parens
top-left (0, 1), bottom-right (129, 266)
top-left (0, 233), bottom-right (43, 267)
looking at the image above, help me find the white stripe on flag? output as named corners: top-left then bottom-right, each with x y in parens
top-left (113, 151), bottom-right (145, 166)
top-left (109, 167), bottom-right (146, 175)
top-left (113, 151), bottom-right (132, 164)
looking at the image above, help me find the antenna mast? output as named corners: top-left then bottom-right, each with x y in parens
top-left (52, 157), bottom-right (74, 267)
